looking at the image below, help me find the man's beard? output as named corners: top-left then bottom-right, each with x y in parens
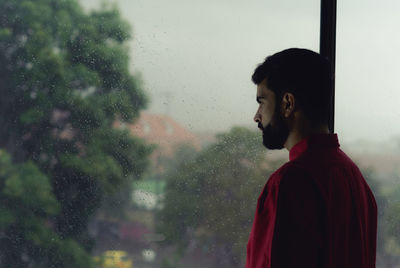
top-left (258, 110), bottom-right (289, 150)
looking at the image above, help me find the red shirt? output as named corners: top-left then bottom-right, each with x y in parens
top-left (245, 133), bottom-right (377, 268)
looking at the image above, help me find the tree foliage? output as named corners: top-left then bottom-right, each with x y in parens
top-left (375, 177), bottom-right (400, 267)
top-left (0, 0), bottom-right (152, 266)
top-left (0, 149), bottom-right (93, 267)
top-left (355, 166), bottom-right (400, 268)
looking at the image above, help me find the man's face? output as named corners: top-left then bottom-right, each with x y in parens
top-left (254, 80), bottom-right (290, 149)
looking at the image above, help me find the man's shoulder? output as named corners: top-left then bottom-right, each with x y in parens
top-left (294, 146), bottom-right (362, 173)
top-left (274, 148), bottom-right (367, 188)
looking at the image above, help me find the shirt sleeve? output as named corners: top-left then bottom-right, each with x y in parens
top-left (271, 166), bottom-right (325, 268)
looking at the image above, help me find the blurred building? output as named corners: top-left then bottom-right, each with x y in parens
top-left (114, 112), bottom-right (202, 173)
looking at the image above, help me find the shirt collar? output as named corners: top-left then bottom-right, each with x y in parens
top-left (289, 133), bottom-right (340, 161)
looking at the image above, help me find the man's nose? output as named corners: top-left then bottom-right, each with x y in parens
top-left (254, 112), bottom-right (260, 123)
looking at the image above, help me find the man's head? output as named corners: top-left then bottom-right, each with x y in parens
top-left (252, 48), bottom-right (333, 149)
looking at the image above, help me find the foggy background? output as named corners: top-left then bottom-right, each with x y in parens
top-left (80, 0), bottom-right (400, 147)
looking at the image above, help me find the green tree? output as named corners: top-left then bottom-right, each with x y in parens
top-left (158, 127), bottom-right (284, 268)
top-left (379, 179), bottom-right (400, 267)
top-left (0, 0), bottom-right (152, 266)
top-left (359, 168), bottom-right (389, 267)
top-left (0, 149), bottom-right (92, 267)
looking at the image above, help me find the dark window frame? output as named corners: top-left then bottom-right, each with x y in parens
top-left (320, 0), bottom-right (337, 134)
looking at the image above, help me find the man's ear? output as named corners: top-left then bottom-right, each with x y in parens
top-left (281, 92), bottom-right (295, 118)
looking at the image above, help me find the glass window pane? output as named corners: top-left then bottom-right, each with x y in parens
top-left (0, 0), bottom-right (321, 267)
top-left (337, 1), bottom-right (400, 267)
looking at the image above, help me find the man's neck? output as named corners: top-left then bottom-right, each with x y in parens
top-left (284, 125), bottom-right (330, 151)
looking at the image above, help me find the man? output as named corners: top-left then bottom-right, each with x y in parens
top-left (246, 48), bottom-right (377, 268)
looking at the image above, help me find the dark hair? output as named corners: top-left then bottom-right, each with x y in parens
top-left (252, 48), bottom-right (333, 126)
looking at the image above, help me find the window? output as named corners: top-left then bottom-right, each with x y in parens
top-left (3, 0), bottom-right (395, 267)
top-left (337, 1), bottom-right (400, 266)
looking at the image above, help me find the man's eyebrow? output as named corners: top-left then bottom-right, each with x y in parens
top-left (256, 96), bottom-right (265, 103)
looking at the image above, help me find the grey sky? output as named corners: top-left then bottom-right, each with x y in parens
top-left (80, 0), bottom-right (400, 144)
